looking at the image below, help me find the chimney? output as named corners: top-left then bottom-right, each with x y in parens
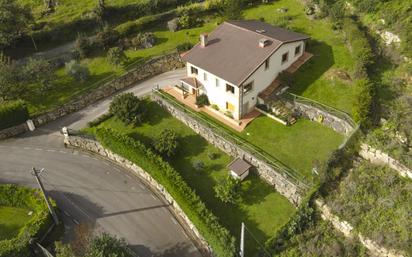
top-left (259, 38), bottom-right (270, 48)
top-left (200, 33), bottom-right (208, 48)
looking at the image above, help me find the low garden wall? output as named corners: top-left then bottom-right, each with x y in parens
top-left (359, 143), bottom-right (412, 179)
top-left (152, 93), bottom-right (304, 206)
top-left (0, 53), bottom-right (184, 140)
top-left (64, 134), bottom-right (213, 257)
top-left (315, 199), bottom-right (405, 257)
top-left (293, 101), bottom-right (354, 135)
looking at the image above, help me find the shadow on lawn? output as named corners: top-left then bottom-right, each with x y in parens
top-left (289, 39), bottom-right (335, 95)
top-left (144, 101), bottom-right (172, 126)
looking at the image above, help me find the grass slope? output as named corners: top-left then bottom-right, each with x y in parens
top-left (0, 206), bottom-right (31, 241)
top-left (92, 101), bottom-right (295, 256)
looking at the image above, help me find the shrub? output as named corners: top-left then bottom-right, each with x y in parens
top-left (130, 32), bottom-right (156, 49)
top-left (152, 129), bottom-right (179, 157)
top-left (178, 13), bottom-right (203, 29)
top-left (109, 93), bottom-right (146, 125)
top-left (85, 233), bottom-right (134, 257)
top-left (87, 112), bottom-right (114, 127)
top-left (192, 160), bottom-right (205, 171)
top-left (208, 152), bottom-right (219, 160)
top-left (95, 28), bottom-right (120, 50)
top-left (211, 104), bottom-right (219, 111)
top-left (214, 176), bottom-right (240, 204)
top-left (353, 78), bottom-right (373, 128)
top-left (107, 47), bottom-right (127, 66)
top-left (196, 94), bottom-right (210, 107)
top-left (176, 42), bottom-right (193, 52)
top-left (224, 111), bottom-right (234, 119)
top-left (0, 100), bottom-right (29, 130)
top-left (74, 34), bottom-right (93, 59)
top-left (65, 60), bottom-right (90, 82)
top-left (94, 128), bottom-right (236, 257)
top-left (22, 58), bottom-right (56, 91)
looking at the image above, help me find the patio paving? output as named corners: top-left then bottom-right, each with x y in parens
top-left (163, 86), bottom-right (260, 132)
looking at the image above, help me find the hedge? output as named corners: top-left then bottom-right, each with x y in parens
top-left (94, 128), bottom-right (236, 257)
top-left (0, 184), bottom-right (53, 257)
top-left (0, 100), bottom-right (29, 130)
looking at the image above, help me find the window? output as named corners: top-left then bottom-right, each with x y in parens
top-left (295, 45), bottom-right (301, 56)
top-left (215, 78), bottom-right (220, 87)
top-left (281, 52), bottom-right (289, 64)
top-left (203, 72), bottom-right (208, 81)
top-left (226, 84), bottom-right (235, 94)
top-left (264, 59), bottom-right (270, 70)
top-left (243, 82), bottom-right (253, 94)
top-left (191, 66), bottom-right (198, 75)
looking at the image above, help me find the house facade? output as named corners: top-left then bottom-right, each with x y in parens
top-left (181, 20), bottom-right (310, 120)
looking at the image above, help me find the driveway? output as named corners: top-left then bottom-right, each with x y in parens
top-left (0, 69), bottom-right (203, 257)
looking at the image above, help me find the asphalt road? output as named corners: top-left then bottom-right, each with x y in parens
top-left (0, 69), bottom-right (203, 257)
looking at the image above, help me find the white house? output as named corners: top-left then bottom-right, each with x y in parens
top-left (181, 20), bottom-right (311, 120)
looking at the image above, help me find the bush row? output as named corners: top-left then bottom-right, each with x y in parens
top-left (0, 184), bottom-right (53, 257)
top-left (0, 100), bottom-right (29, 130)
top-left (94, 128), bottom-right (236, 257)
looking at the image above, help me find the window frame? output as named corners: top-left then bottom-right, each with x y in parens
top-left (243, 82), bottom-right (253, 94)
top-left (191, 66), bottom-right (198, 75)
top-left (203, 72), bottom-right (208, 81)
top-left (295, 45), bottom-right (301, 56)
top-left (281, 52), bottom-right (289, 64)
top-left (226, 83), bottom-right (235, 94)
top-left (215, 77), bottom-right (220, 87)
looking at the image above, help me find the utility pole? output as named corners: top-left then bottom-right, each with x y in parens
top-left (31, 167), bottom-right (59, 225)
top-left (239, 222), bottom-right (245, 257)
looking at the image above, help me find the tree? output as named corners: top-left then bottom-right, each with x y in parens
top-left (109, 93), bottom-right (146, 125)
top-left (0, 56), bottom-right (23, 101)
top-left (0, 0), bottom-right (33, 49)
top-left (65, 60), bottom-right (90, 82)
top-left (153, 129), bottom-right (179, 157)
top-left (107, 47), bottom-right (127, 66)
top-left (55, 242), bottom-right (76, 257)
top-left (95, 28), bottom-right (120, 50)
top-left (85, 233), bottom-right (134, 257)
top-left (195, 94), bottom-right (209, 107)
top-left (22, 58), bottom-right (55, 90)
top-left (214, 176), bottom-right (240, 204)
top-left (222, 0), bottom-right (243, 20)
top-left (94, 0), bottom-right (107, 25)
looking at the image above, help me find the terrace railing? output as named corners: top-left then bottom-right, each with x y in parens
top-left (153, 89), bottom-right (313, 190)
top-left (285, 92), bottom-right (357, 129)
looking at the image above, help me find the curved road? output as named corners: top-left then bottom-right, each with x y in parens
top-left (0, 69), bottom-right (203, 257)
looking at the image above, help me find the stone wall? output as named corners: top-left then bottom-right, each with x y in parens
top-left (293, 101), bottom-right (354, 135)
top-left (64, 134), bottom-right (213, 257)
top-left (315, 199), bottom-right (405, 257)
top-left (0, 54), bottom-right (184, 140)
top-left (359, 143), bottom-right (412, 180)
top-left (0, 122), bottom-right (29, 140)
top-left (152, 93), bottom-right (304, 206)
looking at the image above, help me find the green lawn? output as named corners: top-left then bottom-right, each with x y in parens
top-left (0, 206), bottom-right (32, 241)
top-left (244, 1), bottom-right (358, 114)
top-left (26, 0), bottom-right (358, 117)
top-left (92, 101), bottom-right (296, 256)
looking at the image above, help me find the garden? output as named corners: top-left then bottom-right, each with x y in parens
top-left (0, 184), bottom-right (53, 257)
top-left (86, 95), bottom-right (296, 257)
top-left (325, 161), bottom-right (412, 255)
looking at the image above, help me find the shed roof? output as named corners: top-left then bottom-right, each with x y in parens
top-left (182, 20), bottom-right (310, 86)
top-left (228, 158), bottom-right (252, 176)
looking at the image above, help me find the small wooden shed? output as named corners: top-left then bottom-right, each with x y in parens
top-left (227, 158), bottom-right (252, 181)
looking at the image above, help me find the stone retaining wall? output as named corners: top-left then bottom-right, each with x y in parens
top-left (359, 143), bottom-right (412, 179)
top-left (64, 134), bottom-right (212, 257)
top-left (152, 93), bottom-right (304, 206)
top-left (0, 54), bottom-right (184, 140)
top-left (293, 101), bottom-right (354, 135)
top-left (0, 122), bottom-right (29, 140)
top-left (315, 199), bottom-right (405, 257)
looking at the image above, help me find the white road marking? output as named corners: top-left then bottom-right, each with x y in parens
top-left (46, 149), bottom-right (55, 152)
top-left (171, 217), bottom-right (178, 225)
top-left (35, 148), bottom-right (43, 151)
top-left (23, 147), bottom-right (31, 150)
top-left (73, 219), bottom-right (80, 225)
top-left (125, 174), bottom-right (132, 179)
top-left (63, 211), bottom-right (71, 217)
top-left (151, 194), bottom-right (156, 200)
top-left (59, 150), bottom-right (67, 154)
